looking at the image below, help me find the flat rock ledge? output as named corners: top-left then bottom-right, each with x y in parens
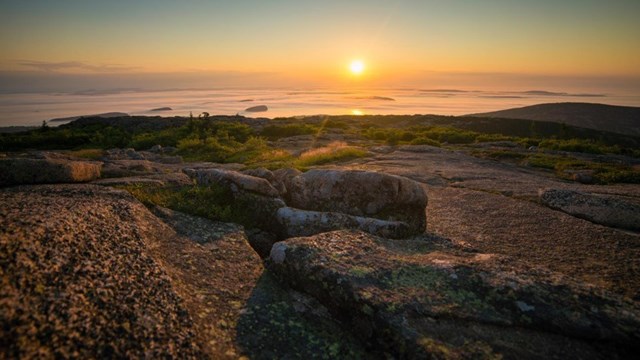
top-left (0, 158), bottom-right (101, 187)
top-left (269, 230), bottom-right (640, 359)
top-left (0, 184), bottom-right (203, 358)
top-left (540, 188), bottom-right (640, 231)
top-left (276, 207), bottom-right (411, 239)
top-left (0, 184), bottom-right (370, 358)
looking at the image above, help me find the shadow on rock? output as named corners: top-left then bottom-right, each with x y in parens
top-left (235, 272), bottom-right (372, 359)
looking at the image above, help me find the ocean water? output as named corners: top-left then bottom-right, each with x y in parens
top-left (1, 88), bottom-right (639, 127)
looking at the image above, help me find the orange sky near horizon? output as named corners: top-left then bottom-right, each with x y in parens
top-left (1, 0), bottom-right (639, 91)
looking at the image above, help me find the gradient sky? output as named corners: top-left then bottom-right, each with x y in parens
top-left (1, 0), bottom-right (639, 91)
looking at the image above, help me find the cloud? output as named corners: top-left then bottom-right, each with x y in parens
top-left (17, 60), bottom-right (138, 73)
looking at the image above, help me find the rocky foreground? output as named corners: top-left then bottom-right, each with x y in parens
top-left (1, 145), bottom-right (640, 359)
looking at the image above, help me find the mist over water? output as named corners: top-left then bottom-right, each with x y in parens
top-left (1, 88), bottom-right (639, 127)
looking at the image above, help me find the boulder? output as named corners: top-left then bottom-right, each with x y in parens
top-left (0, 158), bottom-right (101, 187)
top-left (287, 169), bottom-right (427, 235)
top-left (272, 167), bottom-right (302, 197)
top-left (241, 167), bottom-right (286, 195)
top-left (149, 144), bottom-right (164, 153)
top-left (125, 148), bottom-right (145, 160)
top-left (540, 189), bottom-right (640, 231)
top-left (184, 168), bottom-right (285, 232)
top-left (269, 230), bottom-right (640, 359)
top-left (276, 207), bottom-right (411, 239)
top-left (184, 168), bottom-right (280, 197)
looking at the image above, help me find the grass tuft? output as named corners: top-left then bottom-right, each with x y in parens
top-left (294, 141), bottom-right (368, 168)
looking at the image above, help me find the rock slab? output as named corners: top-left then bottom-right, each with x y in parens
top-left (540, 189), bottom-right (640, 231)
top-left (269, 230), bottom-right (640, 359)
top-left (185, 168), bottom-right (280, 197)
top-left (0, 158), bottom-right (101, 187)
top-left (276, 207), bottom-right (411, 239)
top-left (0, 185), bottom-right (203, 358)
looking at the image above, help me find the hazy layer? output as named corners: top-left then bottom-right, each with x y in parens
top-left (1, 88), bottom-right (639, 127)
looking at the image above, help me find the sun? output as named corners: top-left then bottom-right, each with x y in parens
top-left (349, 60), bottom-right (365, 75)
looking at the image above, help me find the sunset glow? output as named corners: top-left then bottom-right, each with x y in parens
top-left (350, 60), bottom-right (365, 75)
top-left (0, 0), bottom-right (638, 93)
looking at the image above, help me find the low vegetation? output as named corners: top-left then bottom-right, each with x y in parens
top-left (260, 124), bottom-right (317, 140)
top-left (473, 150), bottom-right (640, 184)
top-left (120, 184), bottom-right (258, 227)
top-left (1, 114), bottom-right (638, 183)
top-left (295, 141), bottom-right (368, 168)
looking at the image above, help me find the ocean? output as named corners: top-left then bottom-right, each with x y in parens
top-left (1, 88), bottom-right (639, 127)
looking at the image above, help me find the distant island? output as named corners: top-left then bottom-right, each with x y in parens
top-left (245, 105), bottom-right (268, 112)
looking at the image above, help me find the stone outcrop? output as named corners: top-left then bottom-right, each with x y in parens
top-left (241, 167), bottom-right (287, 195)
top-left (93, 172), bottom-right (193, 187)
top-left (184, 168), bottom-right (286, 232)
top-left (287, 169), bottom-right (427, 235)
top-left (103, 148), bottom-right (182, 164)
top-left (540, 189), bottom-right (640, 231)
top-left (0, 158), bottom-right (101, 187)
top-left (149, 206), bottom-right (368, 358)
top-left (271, 167), bottom-right (302, 197)
top-left (185, 168), bottom-right (280, 197)
top-left (101, 159), bottom-right (158, 178)
top-left (0, 185), bottom-right (203, 358)
top-left (276, 207), bottom-right (411, 239)
top-left (185, 168), bottom-right (427, 240)
top-left (269, 230), bottom-right (640, 359)
top-left (0, 184), bottom-right (369, 358)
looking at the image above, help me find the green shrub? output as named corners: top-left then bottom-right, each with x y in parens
top-left (176, 136), bottom-right (236, 162)
top-left (526, 154), bottom-right (561, 169)
top-left (596, 170), bottom-right (640, 184)
top-left (538, 139), bottom-right (620, 155)
top-left (68, 148), bottom-right (105, 160)
top-left (121, 184), bottom-right (246, 223)
top-left (426, 128), bottom-right (476, 144)
top-left (410, 137), bottom-right (441, 147)
top-left (225, 136), bottom-right (269, 163)
top-left (130, 127), bottom-right (190, 149)
top-left (362, 128), bottom-right (390, 141)
top-left (472, 149), bottom-right (527, 161)
top-left (89, 127), bottom-right (132, 148)
top-left (475, 134), bottom-right (515, 143)
top-left (260, 124), bottom-right (317, 140)
top-left (323, 119), bottom-right (350, 129)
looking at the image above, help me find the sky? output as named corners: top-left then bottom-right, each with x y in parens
top-left (1, 0), bottom-right (640, 92)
